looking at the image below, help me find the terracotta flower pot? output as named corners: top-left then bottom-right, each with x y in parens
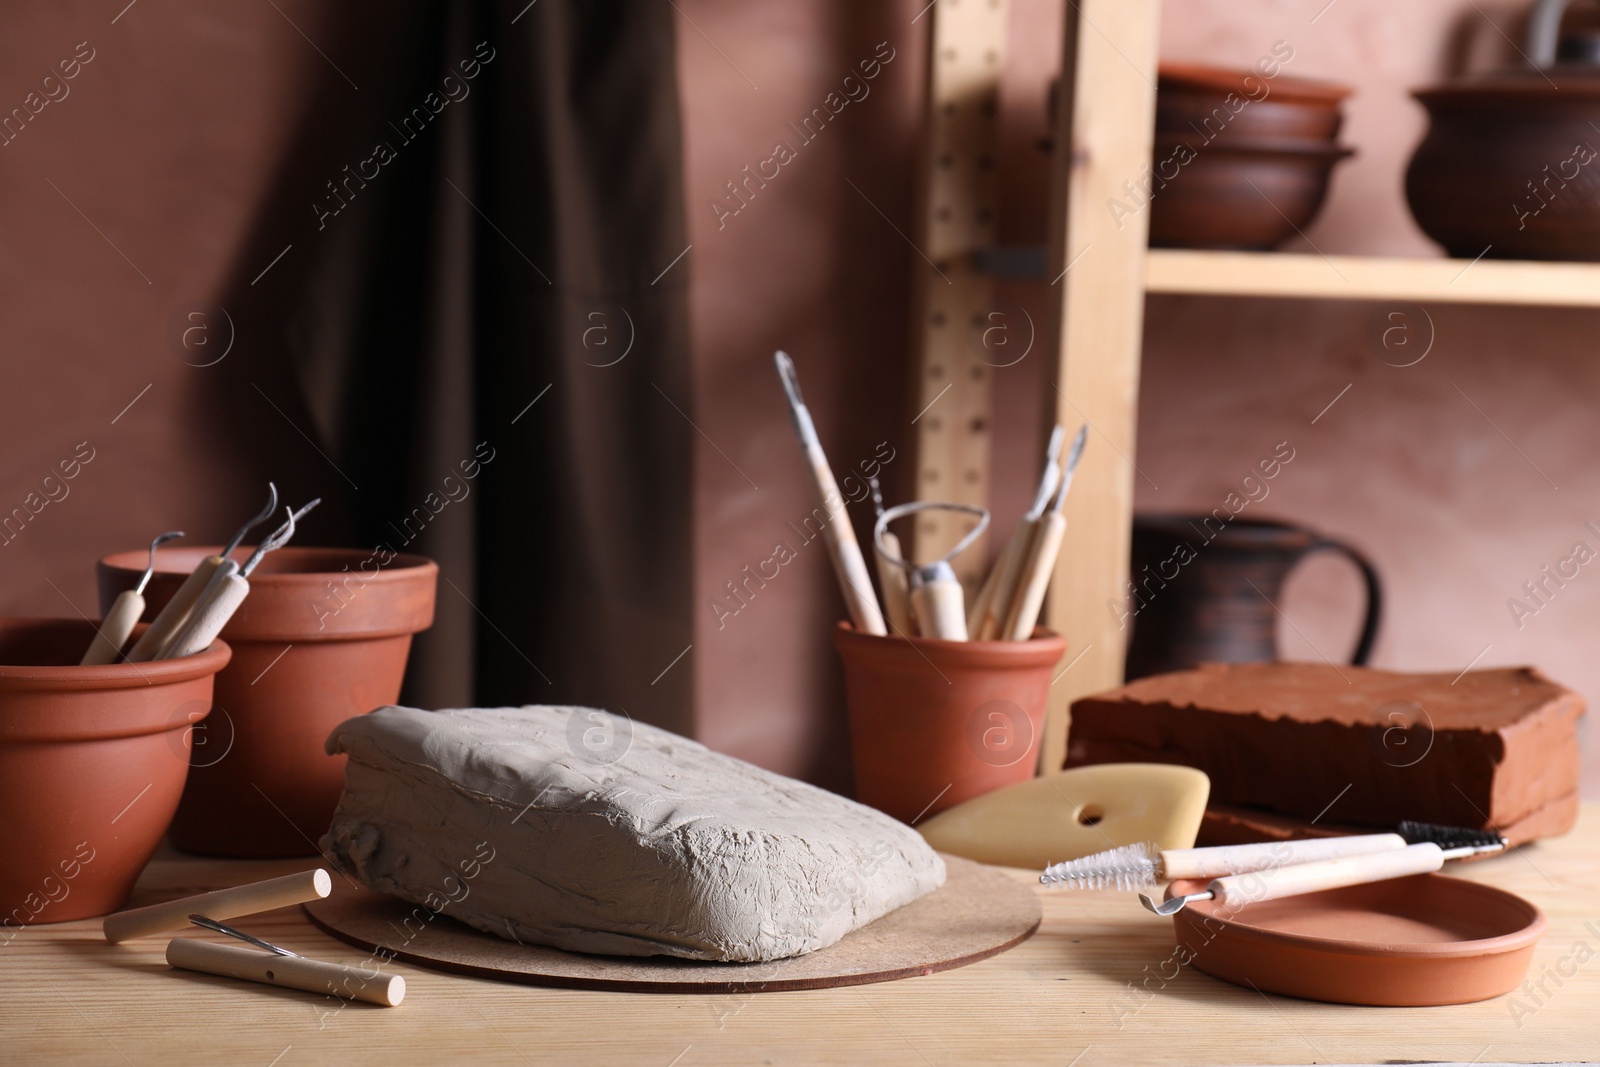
top-left (98, 546), bottom-right (437, 858)
top-left (833, 622), bottom-right (1066, 825)
top-left (0, 618), bottom-right (230, 925)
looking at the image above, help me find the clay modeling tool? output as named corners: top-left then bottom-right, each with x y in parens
top-left (162, 498), bottom-right (320, 660)
top-left (79, 530), bottom-right (186, 665)
top-left (103, 868), bottom-right (333, 942)
top-left (874, 501), bottom-right (989, 640)
top-left (999, 425), bottom-right (1086, 641)
top-left (1139, 824), bottom-right (1508, 916)
top-left (868, 477), bottom-right (916, 635)
top-left (189, 914), bottom-right (305, 957)
top-left (774, 351), bottom-right (887, 636)
top-left (968, 425), bottom-right (1063, 639)
top-left (918, 764), bottom-right (1210, 869)
top-left (127, 483), bottom-right (279, 662)
top-left (1041, 833), bottom-right (1408, 890)
top-left (167, 935), bottom-right (405, 1006)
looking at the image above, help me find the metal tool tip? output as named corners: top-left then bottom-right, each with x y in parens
top-left (773, 351), bottom-right (804, 406)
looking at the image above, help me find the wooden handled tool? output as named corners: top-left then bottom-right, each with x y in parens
top-left (104, 869), bottom-right (333, 943)
top-left (999, 425), bottom-right (1086, 641)
top-left (167, 938), bottom-right (405, 1006)
top-left (970, 427), bottom-right (1064, 639)
top-left (1154, 834), bottom-right (1408, 880)
top-left (80, 530), bottom-right (185, 665)
top-left (162, 498), bottom-right (318, 660)
top-left (909, 561), bottom-right (969, 640)
top-left (874, 501), bottom-right (989, 641)
top-left (775, 351), bottom-right (886, 636)
top-left (1143, 838), bottom-right (1506, 915)
top-left (868, 479), bottom-right (916, 635)
top-left (128, 483), bottom-right (278, 662)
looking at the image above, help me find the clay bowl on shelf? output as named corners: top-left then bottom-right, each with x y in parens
top-left (1157, 63), bottom-right (1352, 144)
top-left (0, 618), bottom-right (231, 924)
top-left (1148, 140), bottom-right (1354, 250)
top-left (98, 545), bottom-right (437, 859)
top-left (1407, 71), bottom-right (1600, 260)
top-left (1166, 871), bottom-right (1545, 1006)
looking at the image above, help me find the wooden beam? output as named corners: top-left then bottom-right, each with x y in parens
top-left (1147, 248), bottom-right (1600, 307)
top-left (1040, 0), bottom-right (1162, 774)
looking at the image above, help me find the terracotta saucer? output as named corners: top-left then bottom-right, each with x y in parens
top-left (1167, 873), bottom-right (1545, 1006)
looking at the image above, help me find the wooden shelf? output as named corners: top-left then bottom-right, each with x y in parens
top-left (1146, 249), bottom-right (1600, 307)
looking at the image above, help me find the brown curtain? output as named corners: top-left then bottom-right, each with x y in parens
top-left (205, 0), bottom-right (695, 734)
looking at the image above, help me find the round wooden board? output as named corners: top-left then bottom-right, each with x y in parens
top-left (303, 854), bottom-right (1040, 993)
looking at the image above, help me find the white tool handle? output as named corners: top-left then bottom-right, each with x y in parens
top-left (876, 530), bottom-right (916, 636)
top-left (911, 563), bottom-right (968, 640)
top-left (164, 572), bottom-right (249, 659)
top-left (166, 938), bottom-right (405, 1006)
top-left (1002, 512), bottom-right (1065, 640)
top-left (127, 555), bottom-right (226, 662)
top-left (1160, 833), bottom-right (1407, 881)
top-left (1211, 842), bottom-right (1445, 908)
top-left (105, 869), bottom-right (332, 943)
top-left (974, 518), bottom-right (1036, 640)
top-left (80, 591), bottom-right (145, 665)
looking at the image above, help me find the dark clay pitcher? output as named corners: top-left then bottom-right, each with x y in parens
top-left (1123, 515), bottom-right (1382, 679)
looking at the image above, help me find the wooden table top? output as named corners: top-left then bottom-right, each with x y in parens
top-left (5, 805), bottom-right (1598, 1066)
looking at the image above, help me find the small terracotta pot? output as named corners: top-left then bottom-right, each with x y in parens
top-left (833, 622), bottom-right (1066, 824)
top-left (0, 618), bottom-right (230, 924)
top-left (98, 546), bottom-right (437, 858)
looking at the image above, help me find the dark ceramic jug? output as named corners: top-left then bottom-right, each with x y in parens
top-left (1123, 515), bottom-right (1382, 680)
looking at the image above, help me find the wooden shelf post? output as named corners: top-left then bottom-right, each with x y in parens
top-left (1040, 0), bottom-right (1162, 773)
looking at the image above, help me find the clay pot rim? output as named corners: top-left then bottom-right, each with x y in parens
top-left (1159, 62), bottom-right (1353, 105)
top-left (1167, 874), bottom-right (1547, 959)
top-left (0, 618), bottom-right (231, 691)
top-left (833, 620), bottom-right (1066, 664)
top-left (99, 545), bottom-right (437, 586)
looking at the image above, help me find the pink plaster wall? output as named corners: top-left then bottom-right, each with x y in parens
top-left (679, 0), bottom-right (1597, 797)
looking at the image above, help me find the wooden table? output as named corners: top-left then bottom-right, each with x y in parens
top-left (6, 806), bottom-right (1598, 1065)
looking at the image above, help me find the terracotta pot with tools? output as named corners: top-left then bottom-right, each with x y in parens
top-left (1149, 64), bottom-right (1354, 250)
top-left (1407, 0), bottom-right (1600, 260)
top-left (0, 619), bottom-right (230, 923)
top-left (833, 622), bottom-right (1066, 824)
top-left (1124, 515), bottom-right (1382, 680)
top-left (98, 546), bottom-right (437, 857)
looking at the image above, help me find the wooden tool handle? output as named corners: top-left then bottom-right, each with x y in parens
top-left (164, 572), bottom-right (248, 660)
top-left (1001, 513), bottom-right (1065, 640)
top-left (876, 531), bottom-right (916, 636)
top-left (1160, 833), bottom-right (1407, 881)
top-left (79, 592), bottom-right (145, 666)
top-left (974, 519), bottom-right (1036, 640)
top-left (811, 458), bottom-right (887, 636)
top-left (104, 869), bottom-right (332, 943)
top-left (166, 938), bottom-right (404, 1007)
top-left (127, 555), bottom-right (224, 662)
top-left (911, 566), bottom-right (968, 640)
top-left (1211, 843), bottom-right (1445, 908)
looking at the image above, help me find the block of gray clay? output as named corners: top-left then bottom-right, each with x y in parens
top-left (321, 705), bottom-right (946, 962)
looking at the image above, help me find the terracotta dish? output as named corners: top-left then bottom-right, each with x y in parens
top-left (0, 618), bottom-right (230, 923)
top-left (98, 546), bottom-right (437, 857)
top-left (1167, 872), bottom-right (1546, 1006)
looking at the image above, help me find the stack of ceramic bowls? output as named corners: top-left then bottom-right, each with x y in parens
top-left (1148, 63), bottom-right (1354, 250)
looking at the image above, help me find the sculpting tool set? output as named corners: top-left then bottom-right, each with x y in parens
top-left (79, 484), bottom-right (320, 665)
top-left (775, 350), bottom-right (1083, 642)
top-left (102, 869), bottom-right (406, 1006)
top-left (1040, 821), bottom-right (1508, 914)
